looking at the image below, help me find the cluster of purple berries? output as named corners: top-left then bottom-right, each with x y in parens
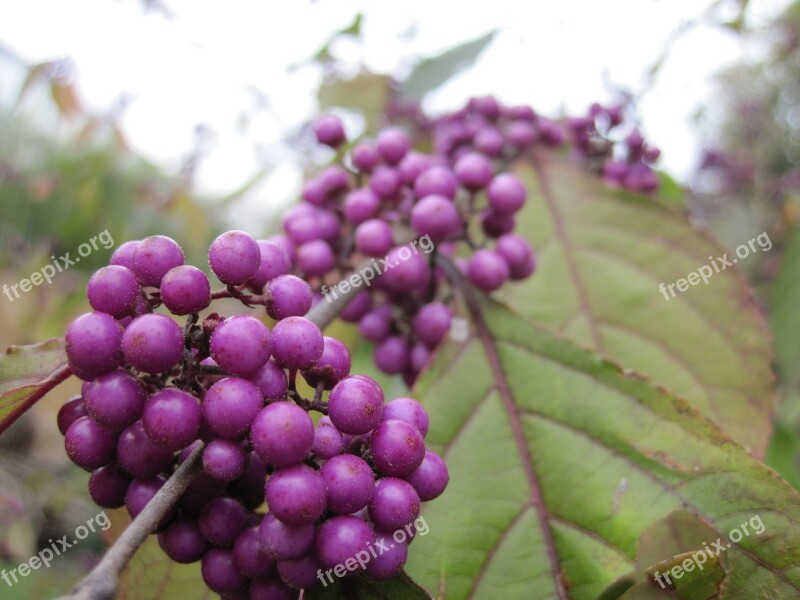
top-left (566, 103), bottom-right (661, 193)
top-left (271, 98), bottom-right (542, 382)
top-left (58, 231), bottom-right (448, 599)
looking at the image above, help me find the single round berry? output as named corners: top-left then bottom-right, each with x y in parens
top-left (382, 397), bottom-right (430, 437)
top-left (358, 307), bottom-right (392, 342)
top-left (351, 141), bottom-right (380, 172)
top-left (233, 526), bottom-right (275, 579)
top-left (454, 151), bottom-right (493, 189)
top-left (65, 417), bottom-right (116, 470)
top-left (467, 248), bottom-right (510, 292)
top-left (87, 265), bottom-right (140, 318)
top-left (228, 452), bottom-right (267, 510)
top-left (411, 194), bottom-right (462, 242)
top-left (365, 532), bottom-right (408, 580)
top-left (259, 513), bottom-right (315, 561)
top-left (314, 515), bottom-right (375, 570)
top-left (370, 419), bottom-right (426, 477)
top-left (248, 240), bottom-right (291, 292)
top-left (132, 235), bottom-right (185, 287)
top-left (201, 548), bottom-right (247, 595)
top-left (203, 377), bottom-right (264, 439)
top-left (57, 396), bottom-right (88, 436)
top-left (203, 439), bottom-right (248, 481)
top-left (496, 233), bottom-right (536, 280)
top-left (88, 464), bottom-right (131, 509)
top-left (374, 336), bottom-right (409, 375)
top-left (318, 166), bottom-right (350, 196)
top-left (369, 166), bottom-right (402, 199)
top-left (83, 369), bottom-right (146, 431)
top-left (209, 230), bottom-right (262, 285)
top-left (65, 312), bottom-right (123, 380)
top-left (368, 477), bottom-right (421, 531)
top-left (199, 496), bottom-right (249, 547)
top-left (265, 465), bottom-right (327, 526)
top-left (398, 151), bottom-right (434, 184)
top-left (122, 313), bottom-right (183, 374)
top-left (160, 265), bottom-right (211, 315)
top-left (301, 336), bottom-right (351, 390)
top-left (506, 120), bottom-right (537, 148)
top-left (313, 114), bottom-right (346, 147)
top-left (270, 316), bottom-right (323, 370)
top-left (210, 315), bottom-right (272, 377)
top-left (380, 246), bottom-right (428, 292)
top-left (481, 209), bottom-right (515, 238)
top-left (473, 126), bottom-right (505, 157)
top-left (320, 455), bottom-right (375, 514)
top-left (339, 290), bottom-right (372, 323)
top-left (354, 218), bottom-right (394, 257)
top-left (143, 388), bottom-right (202, 451)
top-left (312, 423), bottom-right (344, 459)
top-left (250, 360), bottom-right (288, 401)
top-left (377, 127), bottom-right (411, 165)
top-left (295, 240), bottom-right (335, 277)
top-left (328, 376), bottom-right (384, 435)
top-left (117, 421), bottom-right (175, 479)
top-left (487, 173), bottom-right (526, 215)
top-left (413, 302), bottom-right (453, 348)
top-left (405, 449), bottom-right (449, 500)
top-left (125, 475), bottom-right (173, 523)
top-left (159, 517), bottom-right (208, 564)
top-left (343, 188), bottom-right (381, 225)
top-left (277, 554), bottom-right (323, 590)
top-left (409, 342), bottom-right (431, 373)
top-left (414, 166), bottom-right (458, 199)
top-left (251, 402), bottom-right (314, 467)
top-left (265, 275), bottom-right (312, 320)
top-left (109, 240), bottom-right (139, 270)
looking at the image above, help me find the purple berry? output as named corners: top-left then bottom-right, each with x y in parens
top-left (343, 188), bottom-right (381, 225)
top-left (132, 235), bottom-right (185, 287)
top-left (143, 388), bottom-right (202, 451)
top-left (250, 360), bottom-right (288, 401)
top-left (370, 419), bottom-right (425, 477)
top-left (159, 517), bottom-right (208, 564)
top-left (57, 396), bottom-right (88, 436)
top-left (277, 554), bottom-right (323, 589)
top-left (368, 477), bottom-right (420, 531)
top-left (411, 194), bottom-right (462, 242)
top-left (248, 241), bottom-right (291, 292)
top-left (405, 449), bottom-right (449, 500)
top-left (454, 152), bottom-right (493, 189)
top-left (265, 275), bottom-right (312, 320)
top-left (318, 166), bottom-right (350, 196)
top-left (409, 342), bottom-right (431, 373)
top-left (506, 120), bottom-right (537, 148)
top-left (117, 421), bottom-right (175, 478)
top-left (209, 230), bottom-right (261, 285)
top-left (496, 233), bottom-right (535, 280)
top-left (301, 177), bottom-right (327, 206)
top-left (487, 173), bottom-right (526, 215)
top-left (160, 265), bottom-right (211, 315)
top-left (200, 496), bottom-right (249, 547)
top-left (301, 336), bottom-right (351, 390)
top-left (469, 95), bottom-right (501, 120)
top-left (321, 455), bottom-right (375, 514)
top-left (413, 166), bottom-right (458, 199)
top-left (296, 240), bottom-right (335, 277)
top-left (270, 316), bottom-right (323, 370)
top-left (354, 218), bottom-right (394, 256)
top-left (382, 398), bottom-right (429, 438)
top-left (88, 464), bottom-right (131, 508)
top-left (380, 246), bottom-right (428, 292)
top-left (413, 302), bottom-right (452, 348)
top-left (87, 265), bottom-right (140, 318)
top-left (251, 402), bottom-right (314, 467)
top-left (266, 465), bottom-right (327, 525)
top-left (398, 151), bottom-right (434, 184)
top-left (65, 312), bottom-right (123, 380)
top-left (203, 439), bottom-right (248, 481)
top-left (109, 240), bottom-right (139, 270)
top-left (210, 315), bottom-right (272, 377)
top-left (234, 526), bottom-right (275, 579)
top-left (339, 290), bottom-right (372, 323)
top-left (369, 166), bottom-right (402, 199)
top-left (314, 114), bottom-right (346, 147)
top-left (65, 416), bottom-right (116, 469)
top-left (358, 306), bottom-right (393, 342)
top-left (481, 209), bottom-right (515, 238)
top-left (203, 377), bottom-right (264, 439)
top-left (259, 513), bottom-right (315, 560)
top-left (125, 475), bottom-right (173, 523)
top-left (473, 127), bottom-right (505, 157)
top-left (467, 248), bottom-right (510, 292)
top-left (365, 532), bottom-right (408, 580)
top-left (201, 548), bottom-right (247, 594)
top-left (83, 369), bottom-right (146, 431)
top-left (312, 423), bottom-right (344, 459)
top-left (351, 141), bottom-right (380, 172)
top-left (314, 515), bottom-right (375, 570)
top-left (122, 313), bottom-right (184, 374)
top-left (374, 336), bottom-right (409, 375)
top-left (328, 376), bottom-right (384, 435)
top-left (377, 127), bottom-right (411, 165)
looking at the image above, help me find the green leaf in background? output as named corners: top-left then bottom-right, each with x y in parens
top-left (771, 229), bottom-right (800, 388)
top-left (318, 72), bottom-right (392, 120)
top-left (405, 294), bottom-right (800, 599)
top-left (398, 31), bottom-right (496, 101)
top-left (498, 156), bottom-right (774, 456)
top-left (0, 339), bottom-right (70, 434)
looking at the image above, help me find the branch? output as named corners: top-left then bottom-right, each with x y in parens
top-left (56, 264), bottom-right (366, 600)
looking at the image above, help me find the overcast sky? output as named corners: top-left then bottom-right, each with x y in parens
top-left (0, 0), bottom-right (789, 230)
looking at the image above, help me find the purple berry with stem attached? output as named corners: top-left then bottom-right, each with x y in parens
top-left (467, 248), bottom-right (510, 292)
top-left (87, 265), bottom-right (140, 318)
top-left (368, 477), bottom-right (421, 531)
top-left (132, 235), bottom-right (185, 287)
top-left (122, 313), bottom-right (184, 374)
top-left (160, 265), bottom-right (211, 315)
top-left (313, 114), bottom-right (346, 148)
top-left (251, 402), bottom-right (314, 468)
top-left (301, 336), bottom-right (351, 390)
top-left (265, 465), bottom-right (327, 526)
top-left (370, 419), bottom-right (425, 477)
top-left (65, 312), bottom-right (123, 381)
top-left (270, 316), bottom-right (323, 370)
top-left (210, 315), bottom-right (272, 377)
top-left (203, 377), bottom-right (264, 439)
top-left (327, 375), bottom-right (384, 435)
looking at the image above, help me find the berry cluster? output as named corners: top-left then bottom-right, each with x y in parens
top-left (566, 103), bottom-right (660, 193)
top-left (271, 99), bottom-right (544, 382)
top-left (59, 232), bottom-right (448, 599)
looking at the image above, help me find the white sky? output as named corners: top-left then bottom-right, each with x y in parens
top-left (0, 0), bottom-right (790, 230)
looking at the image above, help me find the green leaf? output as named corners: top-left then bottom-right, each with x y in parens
top-left (398, 31), bottom-right (496, 101)
top-left (771, 229), bottom-right (800, 387)
top-left (406, 292), bottom-right (800, 599)
top-left (306, 571), bottom-right (433, 599)
top-left (498, 157), bottom-right (774, 456)
top-left (0, 339), bottom-right (70, 434)
top-left (318, 72), bottom-right (392, 118)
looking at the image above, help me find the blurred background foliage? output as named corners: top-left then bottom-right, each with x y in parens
top-left (2, 0), bottom-right (800, 597)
